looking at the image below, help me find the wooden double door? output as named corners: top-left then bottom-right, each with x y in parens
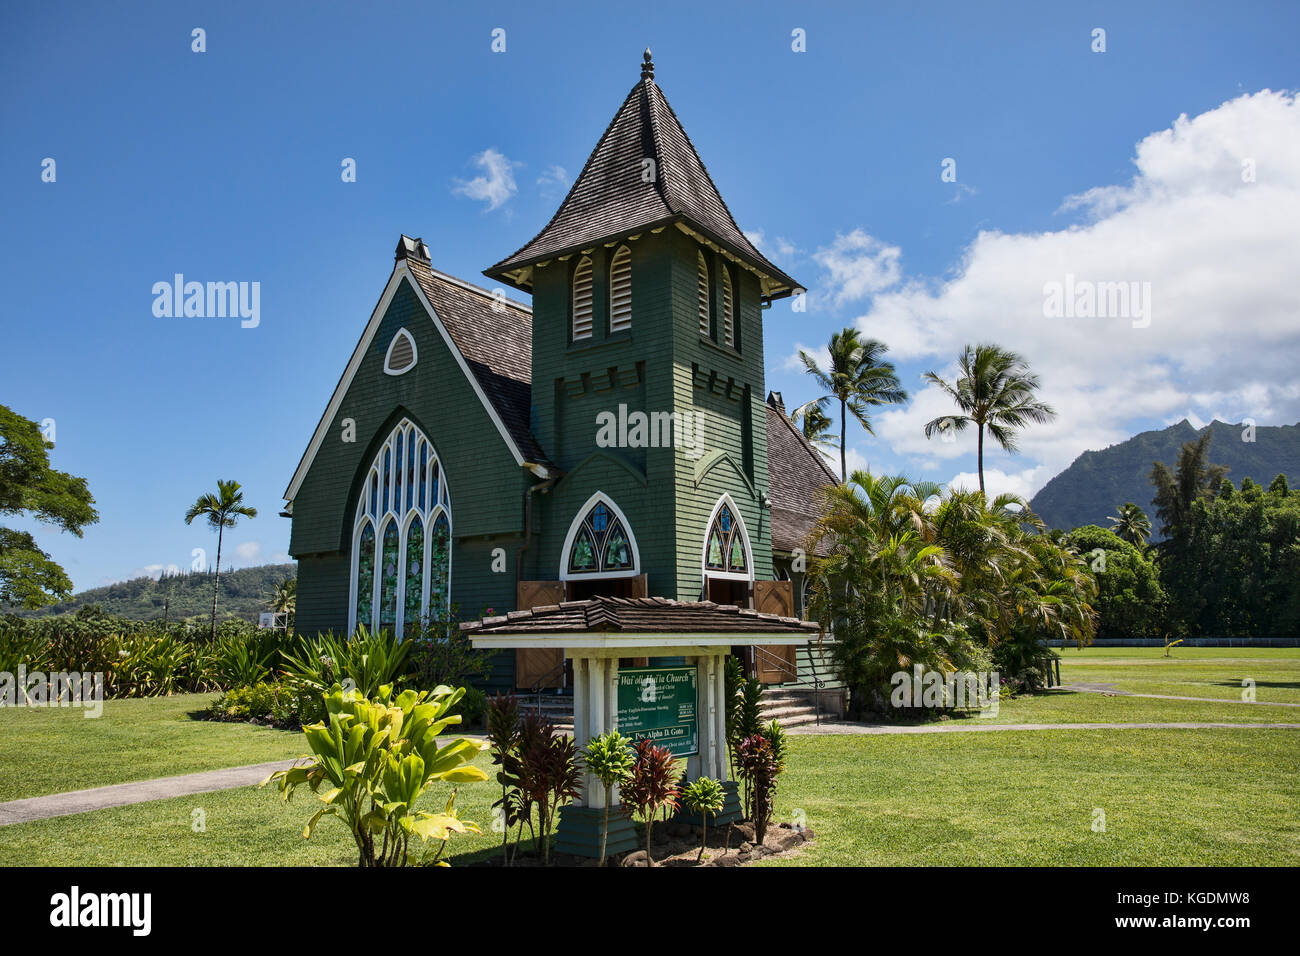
top-left (514, 576), bottom-right (648, 689)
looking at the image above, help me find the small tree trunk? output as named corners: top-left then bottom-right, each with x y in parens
top-left (211, 523), bottom-right (224, 643)
top-left (645, 818), bottom-right (654, 866)
top-left (839, 397), bottom-right (847, 484)
top-left (599, 785), bottom-right (611, 867)
top-left (977, 423), bottom-right (985, 495)
top-left (697, 816), bottom-right (707, 862)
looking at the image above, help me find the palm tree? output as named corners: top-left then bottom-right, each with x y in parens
top-left (923, 343), bottom-right (1056, 494)
top-left (1149, 432), bottom-right (1227, 538)
top-left (1108, 503), bottom-right (1152, 547)
top-left (788, 397), bottom-right (839, 454)
top-left (269, 576), bottom-right (297, 632)
top-left (799, 328), bottom-right (908, 483)
top-left (184, 479), bottom-right (258, 642)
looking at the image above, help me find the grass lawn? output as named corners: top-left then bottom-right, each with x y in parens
top-left (0, 694), bottom-right (305, 802)
top-left (1055, 646), bottom-right (1300, 704)
top-left (757, 727), bottom-right (1300, 866)
top-left (0, 728), bottom-right (1295, 866)
top-left (0, 648), bottom-right (1296, 866)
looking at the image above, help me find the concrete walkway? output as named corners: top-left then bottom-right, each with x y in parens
top-left (1062, 682), bottom-right (1300, 707)
top-left (0, 759), bottom-right (300, 827)
top-left (788, 720), bottom-right (1300, 736)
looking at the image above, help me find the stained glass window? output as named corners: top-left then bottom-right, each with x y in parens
top-left (418, 443), bottom-right (427, 510)
top-left (565, 498), bottom-right (635, 575)
top-left (705, 502), bottom-right (747, 573)
top-left (355, 521), bottom-right (375, 631)
top-left (379, 520), bottom-right (399, 632)
top-left (403, 516), bottom-right (423, 637)
top-left (430, 514), bottom-right (450, 610)
top-left (351, 419), bottom-right (451, 636)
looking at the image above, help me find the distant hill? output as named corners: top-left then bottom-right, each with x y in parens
top-left (14, 563), bottom-right (296, 622)
top-left (1030, 420), bottom-right (1300, 534)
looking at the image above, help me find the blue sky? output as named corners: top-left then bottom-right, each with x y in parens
top-left (3, 0), bottom-right (1298, 590)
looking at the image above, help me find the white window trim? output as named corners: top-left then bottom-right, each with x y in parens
top-left (701, 493), bottom-right (754, 584)
top-left (559, 491), bottom-right (641, 582)
top-left (383, 327), bottom-right (418, 376)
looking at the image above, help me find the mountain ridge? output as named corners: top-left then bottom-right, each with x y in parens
top-left (1029, 419), bottom-right (1300, 533)
top-left (8, 563), bottom-right (296, 622)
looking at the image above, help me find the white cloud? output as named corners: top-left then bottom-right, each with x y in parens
top-left (746, 229), bottom-right (799, 262)
top-left (452, 148), bottom-right (520, 211)
top-left (842, 89), bottom-right (1300, 493)
top-left (537, 164), bottom-right (569, 200)
top-left (233, 541), bottom-right (263, 564)
top-left (945, 466), bottom-right (1046, 501)
top-left (812, 228), bottom-right (903, 306)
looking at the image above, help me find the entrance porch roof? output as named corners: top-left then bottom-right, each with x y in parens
top-left (461, 596), bottom-right (818, 650)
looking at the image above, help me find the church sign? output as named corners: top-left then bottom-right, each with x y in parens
top-left (616, 665), bottom-right (698, 757)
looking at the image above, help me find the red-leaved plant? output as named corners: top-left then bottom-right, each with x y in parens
top-left (737, 734), bottom-right (779, 845)
top-left (621, 739), bottom-right (680, 865)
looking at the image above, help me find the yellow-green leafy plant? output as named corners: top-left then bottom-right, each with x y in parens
top-left (680, 776), bottom-right (725, 862)
top-left (583, 730), bottom-right (635, 867)
top-left (265, 682), bottom-right (487, 866)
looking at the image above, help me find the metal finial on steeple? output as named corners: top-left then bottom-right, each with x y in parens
top-left (641, 48), bottom-right (654, 81)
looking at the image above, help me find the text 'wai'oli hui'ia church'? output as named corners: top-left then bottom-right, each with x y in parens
top-left (284, 51), bottom-right (839, 701)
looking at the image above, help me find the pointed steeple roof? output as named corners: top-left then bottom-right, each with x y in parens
top-left (485, 50), bottom-right (802, 300)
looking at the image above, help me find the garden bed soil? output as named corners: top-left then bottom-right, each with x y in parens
top-left (479, 820), bottom-right (814, 867)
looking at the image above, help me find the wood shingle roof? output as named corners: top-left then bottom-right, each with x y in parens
top-left (764, 394), bottom-right (838, 554)
top-left (405, 259), bottom-right (551, 466)
top-left (460, 595), bottom-right (819, 636)
top-left (484, 51), bottom-right (801, 300)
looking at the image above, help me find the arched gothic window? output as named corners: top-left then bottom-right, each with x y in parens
top-left (572, 256), bottom-right (593, 340)
top-left (720, 262), bottom-right (735, 348)
top-left (609, 245), bottom-right (632, 333)
top-left (704, 498), bottom-right (750, 577)
top-left (696, 250), bottom-right (710, 337)
top-left (562, 494), bottom-right (638, 579)
top-left (351, 418), bottom-right (451, 636)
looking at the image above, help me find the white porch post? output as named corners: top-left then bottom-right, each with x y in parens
top-left (684, 656), bottom-right (700, 779)
top-left (713, 652), bottom-right (728, 781)
top-left (704, 653), bottom-right (719, 779)
top-left (572, 655), bottom-right (589, 807)
top-left (587, 656), bottom-right (606, 809)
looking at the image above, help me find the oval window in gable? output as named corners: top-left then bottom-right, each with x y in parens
top-left (384, 328), bottom-right (418, 375)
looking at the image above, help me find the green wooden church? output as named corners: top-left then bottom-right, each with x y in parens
top-left (283, 51), bottom-right (837, 697)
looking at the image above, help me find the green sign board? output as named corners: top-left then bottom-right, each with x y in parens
top-left (617, 665), bottom-right (698, 757)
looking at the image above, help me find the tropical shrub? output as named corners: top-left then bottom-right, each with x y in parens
top-left (520, 727), bottom-right (582, 864)
top-left (680, 776), bottom-right (725, 861)
top-left (725, 657), bottom-right (763, 810)
top-left (808, 472), bottom-right (1096, 716)
top-left (486, 693), bottom-right (523, 864)
top-left (205, 681), bottom-right (323, 727)
top-left (206, 632), bottom-right (274, 688)
top-left (403, 604), bottom-right (492, 689)
top-left (583, 730), bottom-right (636, 866)
top-left (449, 686), bottom-right (487, 728)
top-left (737, 735), bottom-right (779, 845)
top-left (621, 739), bottom-right (680, 865)
top-left (280, 626), bottom-right (410, 705)
top-left (265, 683), bottom-right (487, 867)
